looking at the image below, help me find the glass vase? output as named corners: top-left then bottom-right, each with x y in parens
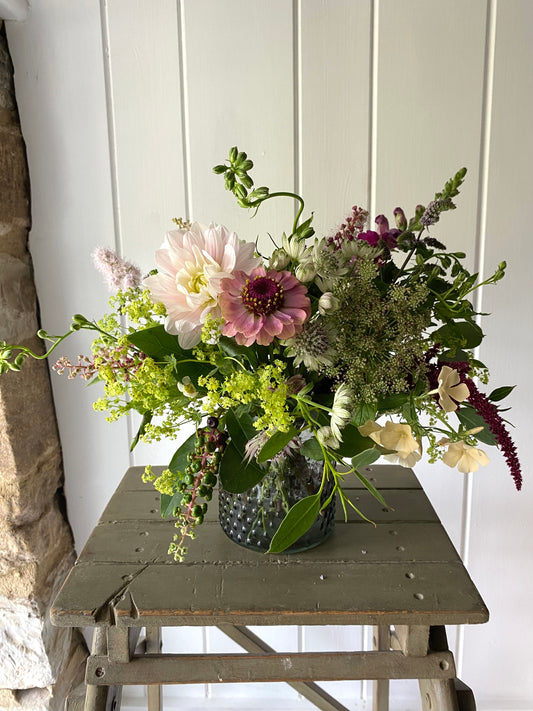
top-left (218, 452), bottom-right (335, 553)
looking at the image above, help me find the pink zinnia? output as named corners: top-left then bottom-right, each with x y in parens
top-left (219, 267), bottom-right (311, 346)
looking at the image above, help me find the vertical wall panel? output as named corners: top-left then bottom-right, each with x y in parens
top-left (182, 0), bottom-right (295, 257)
top-left (104, 0), bottom-right (187, 272)
top-left (300, 0), bottom-right (372, 239)
top-left (374, 0), bottom-right (489, 558)
top-left (462, 0), bottom-right (533, 705)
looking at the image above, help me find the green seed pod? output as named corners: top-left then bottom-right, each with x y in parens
top-left (182, 493), bottom-right (192, 504)
top-left (190, 461), bottom-right (202, 473)
top-left (192, 504), bottom-right (203, 517)
top-left (197, 484), bottom-right (208, 497)
top-left (204, 490), bottom-right (213, 502)
top-left (201, 503), bottom-right (208, 514)
top-left (184, 473), bottom-right (194, 486)
top-left (205, 440), bottom-right (215, 453)
top-left (195, 514), bottom-right (204, 525)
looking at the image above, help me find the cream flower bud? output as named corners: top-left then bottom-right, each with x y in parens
top-left (177, 376), bottom-right (198, 398)
top-left (318, 292), bottom-right (340, 315)
top-left (295, 260), bottom-right (317, 283)
top-left (269, 248), bottom-right (291, 270)
top-left (316, 426), bottom-right (341, 450)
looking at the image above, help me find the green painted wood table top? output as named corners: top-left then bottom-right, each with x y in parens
top-left (51, 464), bottom-right (488, 630)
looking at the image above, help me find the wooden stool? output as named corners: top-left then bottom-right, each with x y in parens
top-left (51, 465), bottom-right (487, 711)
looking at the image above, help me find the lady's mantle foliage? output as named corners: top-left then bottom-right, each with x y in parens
top-left (0, 148), bottom-right (521, 562)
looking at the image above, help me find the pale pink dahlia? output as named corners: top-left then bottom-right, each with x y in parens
top-left (143, 222), bottom-right (259, 349)
top-left (219, 267), bottom-right (311, 346)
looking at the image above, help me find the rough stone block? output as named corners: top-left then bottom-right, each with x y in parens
top-left (0, 253), bottom-right (37, 343)
top-left (0, 126), bottom-right (29, 224)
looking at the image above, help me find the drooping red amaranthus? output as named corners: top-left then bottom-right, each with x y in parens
top-left (442, 361), bottom-right (522, 490)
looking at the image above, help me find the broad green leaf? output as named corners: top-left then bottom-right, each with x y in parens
top-left (128, 325), bottom-right (188, 360)
top-left (218, 336), bottom-right (258, 368)
top-left (351, 447), bottom-right (381, 469)
top-left (300, 437), bottom-right (324, 460)
top-left (351, 402), bottom-right (377, 427)
top-left (432, 321), bottom-right (483, 350)
top-left (456, 406), bottom-right (497, 446)
top-left (377, 392), bottom-right (410, 412)
top-left (173, 359), bottom-right (215, 385)
top-left (225, 408), bottom-right (256, 454)
top-left (267, 494), bottom-right (321, 553)
top-left (257, 426), bottom-right (298, 463)
top-left (130, 411), bottom-right (153, 451)
top-left (161, 489), bottom-right (185, 518)
top-left (168, 433), bottom-right (198, 476)
top-left (336, 424), bottom-right (374, 458)
top-left (488, 385), bottom-right (515, 402)
top-left (218, 440), bottom-right (264, 493)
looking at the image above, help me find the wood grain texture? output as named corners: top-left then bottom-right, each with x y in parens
top-left (51, 466), bottom-right (488, 630)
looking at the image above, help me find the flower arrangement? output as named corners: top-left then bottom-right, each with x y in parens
top-left (0, 147), bottom-right (522, 561)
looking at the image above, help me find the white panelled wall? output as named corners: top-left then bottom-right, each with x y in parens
top-left (5, 1), bottom-right (533, 709)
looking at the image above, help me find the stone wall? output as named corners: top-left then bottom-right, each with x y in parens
top-left (0, 21), bottom-right (87, 711)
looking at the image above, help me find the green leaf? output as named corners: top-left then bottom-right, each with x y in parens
top-left (351, 447), bottom-right (381, 469)
top-left (128, 325), bottom-right (188, 361)
top-left (168, 433), bottom-right (198, 476)
top-left (218, 440), bottom-right (265, 493)
top-left (488, 385), bottom-right (515, 402)
top-left (257, 426), bottom-right (298, 463)
top-left (351, 402), bottom-right (377, 427)
top-left (225, 408), bottom-right (256, 454)
top-left (267, 494), bottom-right (321, 553)
top-left (161, 489), bottom-right (185, 518)
top-left (218, 335), bottom-right (258, 368)
top-left (130, 411), bottom-right (153, 451)
top-left (432, 321), bottom-right (483, 350)
top-left (300, 437), bottom-right (324, 460)
top-left (456, 406), bottom-right (497, 446)
top-left (336, 424), bottom-right (374, 458)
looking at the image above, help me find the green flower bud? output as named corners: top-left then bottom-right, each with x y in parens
top-left (234, 151), bottom-right (247, 166)
top-left (229, 146), bottom-right (238, 163)
top-left (213, 164), bottom-right (227, 174)
top-left (14, 354), bottom-right (25, 368)
top-left (234, 184), bottom-right (247, 200)
top-left (224, 173), bottom-right (235, 190)
top-left (240, 159), bottom-right (253, 171)
top-left (240, 175), bottom-right (254, 190)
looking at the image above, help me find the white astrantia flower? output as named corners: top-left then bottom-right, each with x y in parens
top-left (282, 233), bottom-right (307, 261)
top-left (435, 365), bottom-right (470, 412)
top-left (439, 439), bottom-right (490, 473)
top-left (269, 247), bottom-right (291, 270)
top-left (295, 259), bottom-right (317, 283)
top-left (330, 383), bottom-right (353, 440)
top-left (283, 319), bottom-right (336, 371)
top-left (143, 222), bottom-right (259, 349)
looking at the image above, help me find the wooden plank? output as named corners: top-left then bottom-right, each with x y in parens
top-left (78, 520), bottom-right (460, 566)
top-left (145, 628), bottom-right (162, 711)
top-left (51, 558), bottom-right (488, 628)
top-left (85, 650), bottom-right (455, 686)
top-left (218, 624), bottom-right (351, 711)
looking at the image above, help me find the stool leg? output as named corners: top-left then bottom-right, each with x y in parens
top-left (418, 627), bottom-right (459, 711)
top-left (84, 628), bottom-right (110, 711)
top-left (145, 627), bottom-right (162, 711)
top-left (372, 625), bottom-right (390, 711)
top-left (419, 679), bottom-right (459, 711)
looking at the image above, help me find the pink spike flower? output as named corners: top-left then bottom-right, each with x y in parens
top-left (219, 267), bottom-right (311, 346)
